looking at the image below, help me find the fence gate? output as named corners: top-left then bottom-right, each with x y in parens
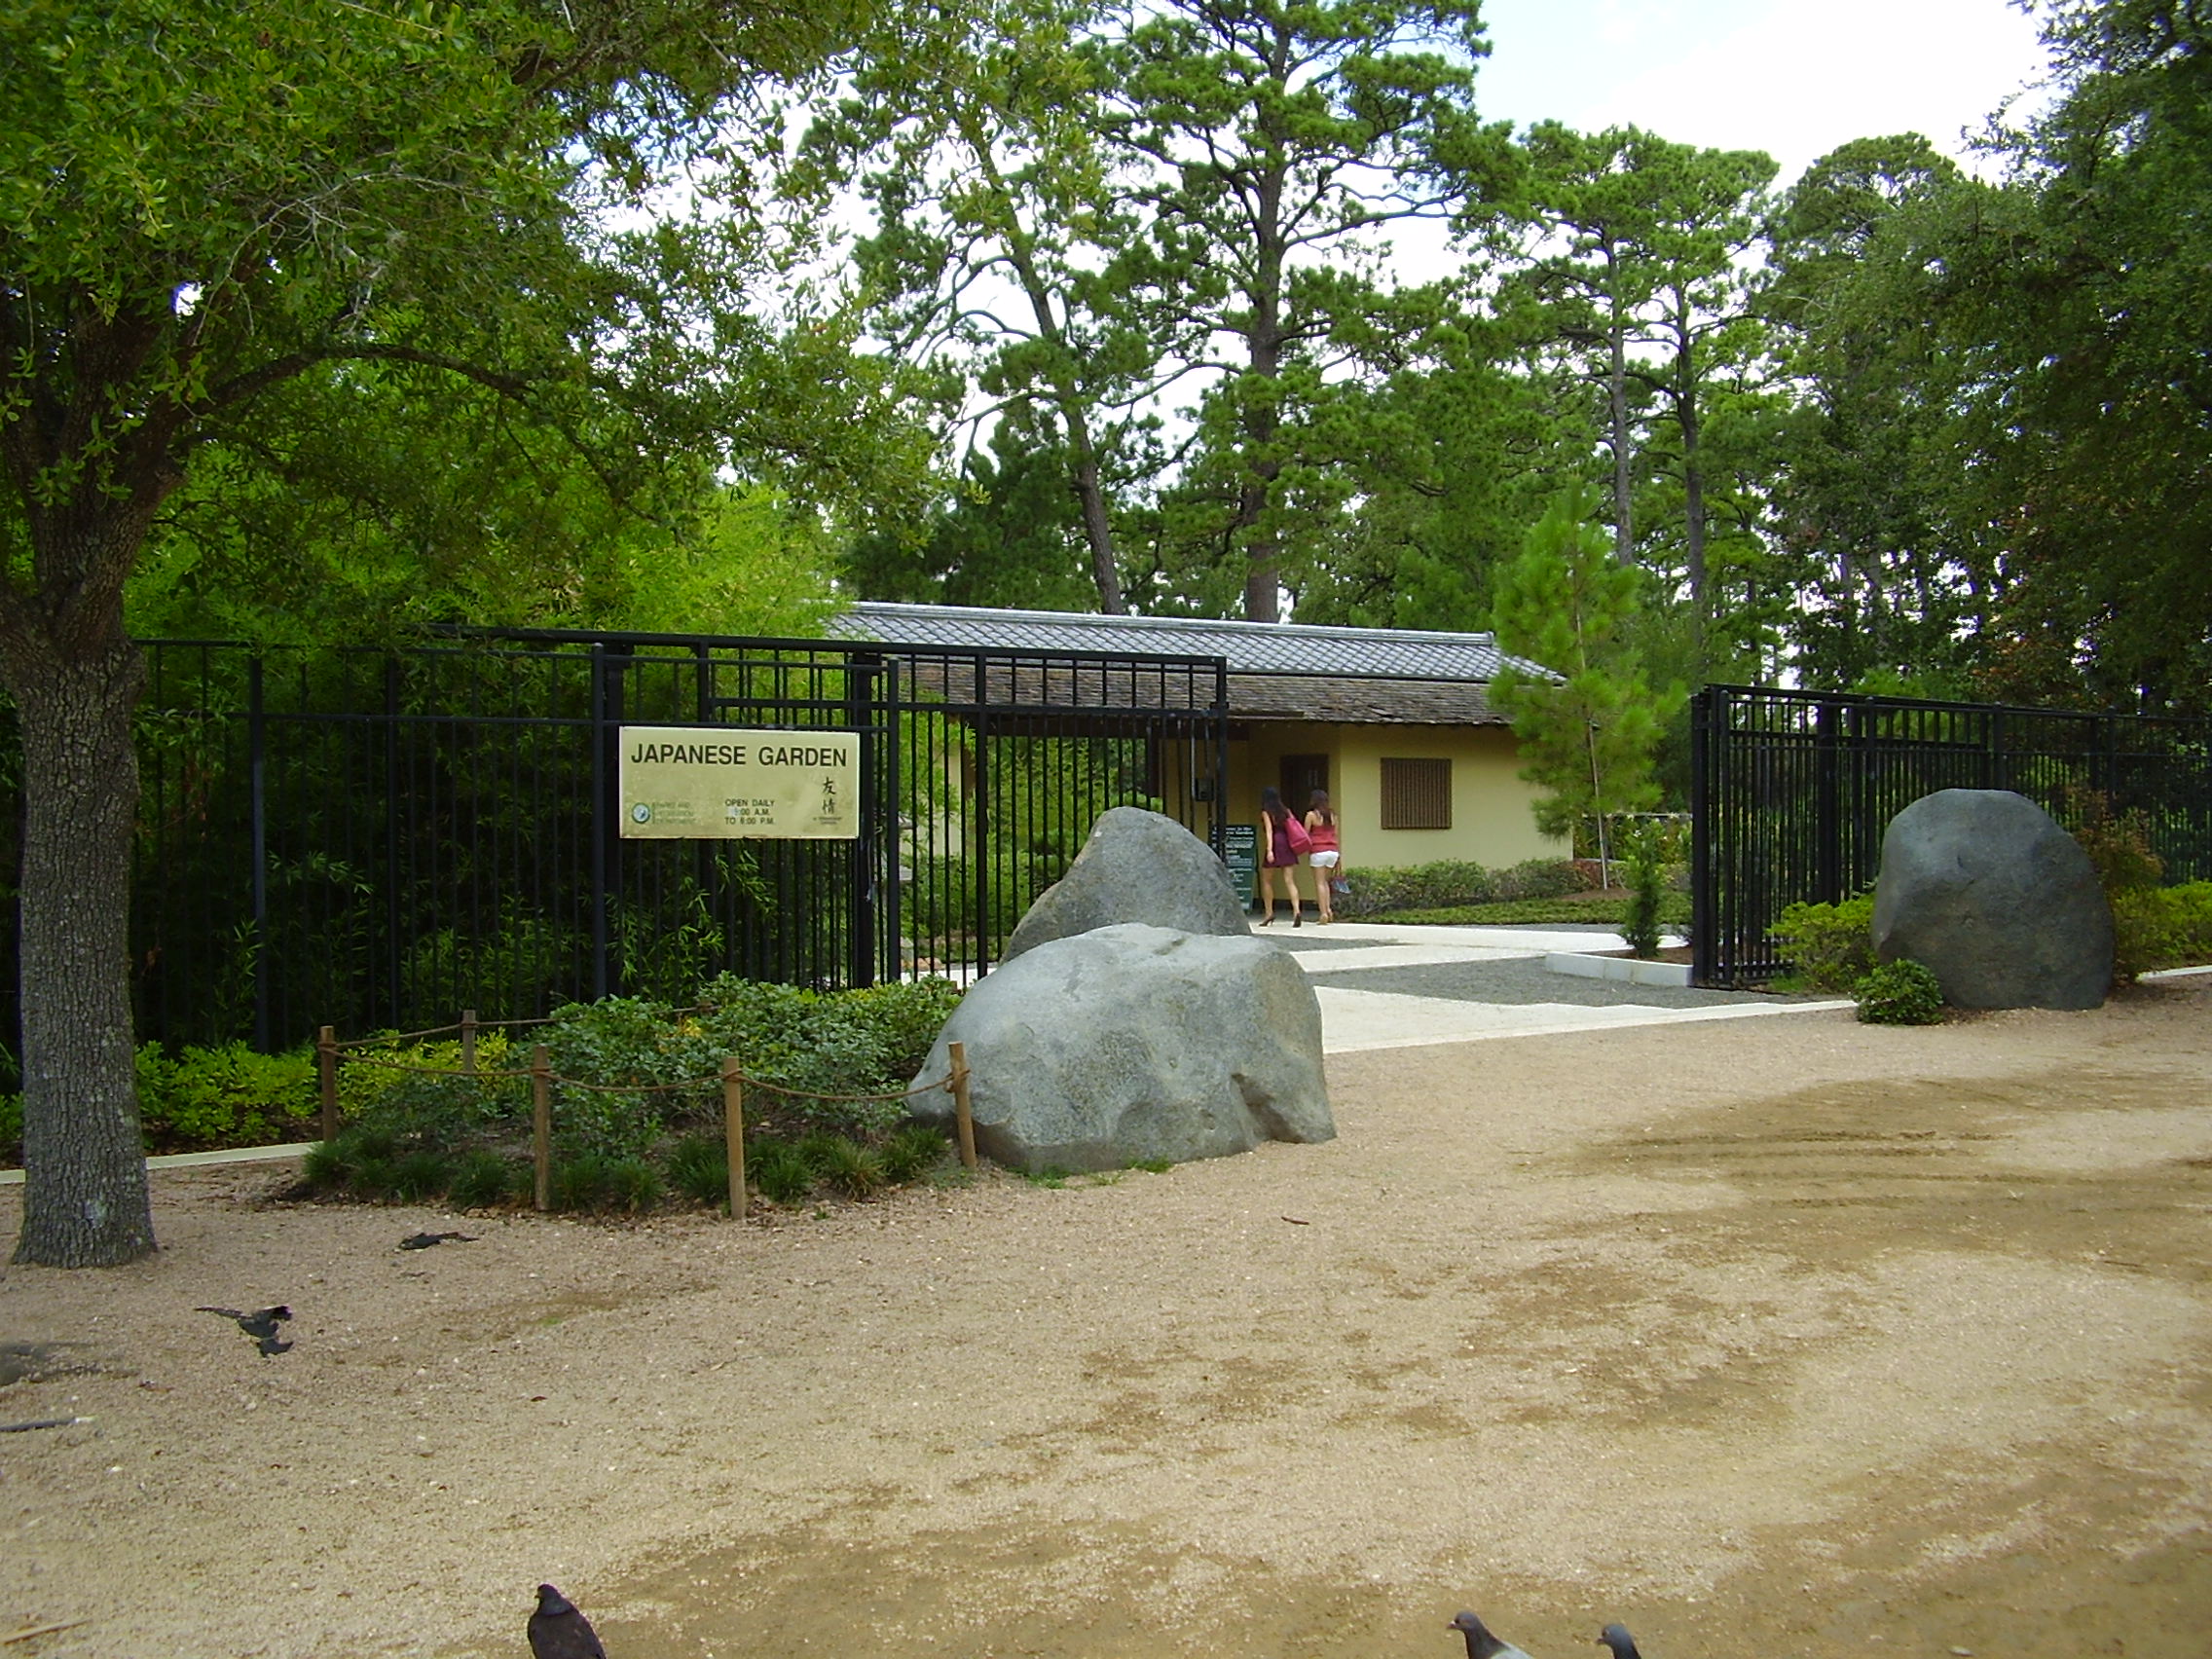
top-left (0, 628), bottom-right (1230, 1055)
top-left (1690, 683), bottom-right (2212, 987)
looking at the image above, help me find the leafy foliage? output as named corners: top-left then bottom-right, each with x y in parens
top-left (1332, 857), bottom-right (1587, 919)
top-left (1619, 823), bottom-right (1670, 959)
top-left (1853, 959), bottom-right (1945, 1026)
top-left (301, 974), bottom-right (965, 1211)
top-left (130, 1043), bottom-right (319, 1155)
top-left (1490, 489), bottom-right (1679, 839)
top-left (1769, 894), bottom-right (1878, 992)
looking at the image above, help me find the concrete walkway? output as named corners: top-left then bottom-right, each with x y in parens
top-left (1250, 918), bottom-right (1851, 1052)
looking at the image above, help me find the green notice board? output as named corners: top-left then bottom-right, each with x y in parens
top-left (1222, 823), bottom-right (1258, 910)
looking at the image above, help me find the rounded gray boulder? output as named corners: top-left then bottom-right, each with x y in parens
top-left (1872, 788), bottom-right (2113, 1010)
top-left (907, 922), bottom-right (1332, 1174)
top-left (1000, 805), bottom-right (1249, 964)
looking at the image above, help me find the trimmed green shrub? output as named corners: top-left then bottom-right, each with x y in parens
top-left (1770, 893), bottom-right (1878, 992)
top-left (1495, 858), bottom-right (1588, 902)
top-left (1384, 894), bottom-right (1691, 928)
top-left (1854, 959), bottom-right (1945, 1025)
top-left (1619, 825), bottom-right (1668, 959)
top-left (0, 1092), bottom-right (19, 1167)
top-left (134, 1042), bottom-right (319, 1154)
top-left (2114, 880), bottom-right (2212, 975)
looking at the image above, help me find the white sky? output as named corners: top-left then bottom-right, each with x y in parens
top-left (1471, 0), bottom-right (2054, 186)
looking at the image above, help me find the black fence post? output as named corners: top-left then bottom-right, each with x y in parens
top-left (247, 654), bottom-right (271, 1052)
top-left (848, 653), bottom-right (881, 989)
top-left (1814, 699), bottom-right (1842, 907)
top-left (1689, 685), bottom-right (1714, 986)
top-left (589, 643), bottom-right (626, 1003)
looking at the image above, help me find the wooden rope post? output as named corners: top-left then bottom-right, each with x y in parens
top-left (721, 1055), bottom-right (747, 1219)
top-left (316, 1025), bottom-right (339, 1142)
top-left (460, 1009), bottom-right (477, 1076)
top-left (948, 1041), bottom-right (977, 1170)
top-left (531, 1045), bottom-right (552, 1213)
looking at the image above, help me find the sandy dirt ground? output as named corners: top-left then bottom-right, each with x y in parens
top-left (3, 980), bottom-right (2209, 1659)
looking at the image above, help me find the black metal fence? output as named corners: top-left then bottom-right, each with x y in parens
top-left (1690, 683), bottom-right (2212, 986)
top-left (0, 628), bottom-right (1229, 1057)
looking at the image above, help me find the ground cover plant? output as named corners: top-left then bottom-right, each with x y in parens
top-left (295, 976), bottom-right (965, 1213)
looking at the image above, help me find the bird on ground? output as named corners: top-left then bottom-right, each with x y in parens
top-left (528, 1583), bottom-right (608, 1659)
top-left (398, 1232), bottom-right (477, 1250)
top-left (1597, 1625), bottom-right (1644, 1659)
top-left (194, 1305), bottom-right (293, 1357)
top-left (1451, 1610), bottom-right (1536, 1659)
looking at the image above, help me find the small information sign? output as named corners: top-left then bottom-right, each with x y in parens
top-left (1222, 822), bottom-right (1258, 909)
top-left (618, 726), bottom-right (859, 840)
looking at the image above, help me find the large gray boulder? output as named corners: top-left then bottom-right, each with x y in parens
top-left (908, 922), bottom-right (1332, 1174)
top-left (1001, 805), bottom-right (1248, 963)
top-left (1872, 789), bottom-right (2113, 1010)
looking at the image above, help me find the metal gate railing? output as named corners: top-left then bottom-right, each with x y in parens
top-left (1690, 683), bottom-right (2212, 987)
top-left (0, 628), bottom-right (1230, 1054)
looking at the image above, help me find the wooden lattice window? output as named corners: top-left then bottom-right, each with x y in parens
top-left (1380, 757), bottom-right (1452, 830)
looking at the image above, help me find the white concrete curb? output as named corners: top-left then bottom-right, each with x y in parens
top-left (1542, 951), bottom-right (1693, 988)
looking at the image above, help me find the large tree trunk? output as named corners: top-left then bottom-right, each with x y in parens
top-left (1606, 246), bottom-right (1635, 567)
top-left (1066, 423), bottom-right (1128, 615)
top-left (6, 636), bottom-right (155, 1267)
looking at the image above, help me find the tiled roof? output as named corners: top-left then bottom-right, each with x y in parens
top-left (829, 602), bottom-right (1537, 683)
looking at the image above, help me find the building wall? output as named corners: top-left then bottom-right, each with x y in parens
top-left (1227, 721), bottom-right (1566, 870)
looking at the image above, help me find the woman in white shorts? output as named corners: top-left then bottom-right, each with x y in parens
top-left (1304, 790), bottom-right (1342, 924)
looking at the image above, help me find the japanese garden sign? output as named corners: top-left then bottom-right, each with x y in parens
top-left (618, 726), bottom-right (860, 840)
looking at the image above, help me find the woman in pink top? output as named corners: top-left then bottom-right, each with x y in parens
top-left (1304, 790), bottom-right (1342, 923)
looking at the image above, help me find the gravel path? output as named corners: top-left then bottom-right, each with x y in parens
top-left (1, 979), bottom-right (2207, 1659)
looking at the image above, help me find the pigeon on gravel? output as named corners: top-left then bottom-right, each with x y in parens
top-left (1451, 1611), bottom-right (1536, 1659)
top-left (1597, 1625), bottom-right (1644, 1659)
top-left (194, 1305), bottom-right (293, 1357)
top-left (529, 1583), bottom-right (608, 1659)
top-left (398, 1232), bottom-right (477, 1250)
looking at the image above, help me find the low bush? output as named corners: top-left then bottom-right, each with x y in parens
top-left (1381, 894), bottom-right (1690, 929)
top-left (0, 1092), bottom-right (19, 1167)
top-left (1854, 959), bottom-right (1945, 1025)
top-left (1336, 857), bottom-right (1588, 919)
top-left (299, 973), bottom-right (967, 1214)
top-left (1769, 893), bottom-right (1877, 992)
top-left (134, 1042), bottom-right (320, 1154)
top-left (2114, 879), bottom-right (2212, 976)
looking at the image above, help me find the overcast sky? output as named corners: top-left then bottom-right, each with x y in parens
top-left (1470, 0), bottom-right (2055, 185)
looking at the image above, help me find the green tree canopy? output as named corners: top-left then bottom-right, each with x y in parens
top-left (1489, 488), bottom-right (1677, 850)
top-left (0, 0), bottom-right (913, 1266)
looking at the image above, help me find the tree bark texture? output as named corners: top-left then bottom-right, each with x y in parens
top-left (1606, 249), bottom-right (1635, 568)
top-left (6, 639), bottom-right (155, 1267)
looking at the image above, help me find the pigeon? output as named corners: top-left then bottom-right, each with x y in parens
top-left (1451, 1610), bottom-right (1536, 1659)
top-left (1597, 1626), bottom-right (1644, 1659)
top-left (398, 1232), bottom-right (478, 1250)
top-left (195, 1305), bottom-right (293, 1357)
top-left (529, 1583), bottom-right (608, 1659)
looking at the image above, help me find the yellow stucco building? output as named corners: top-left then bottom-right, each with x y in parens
top-left (834, 603), bottom-right (1567, 887)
